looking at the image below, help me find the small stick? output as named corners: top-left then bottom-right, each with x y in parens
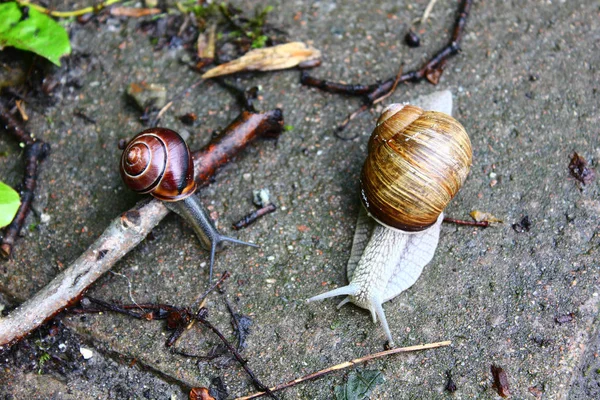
top-left (371, 66), bottom-right (404, 105)
top-left (301, 0), bottom-right (473, 130)
top-left (235, 340), bottom-right (451, 400)
top-left (196, 311), bottom-right (279, 399)
top-left (232, 203), bottom-right (277, 230)
top-left (0, 107), bottom-right (50, 258)
top-left (177, 271), bottom-right (232, 345)
top-left (420, 0), bottom-right (439, 25)
top-left (443, 217), bottom-right (489, 228)
top-left (17, 0), bottom-right (121, 18)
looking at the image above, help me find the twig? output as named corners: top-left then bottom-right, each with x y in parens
top-left (301, 0), bottom-right (473, 130)
top-left (235, 340), bottom-right (452, 399)
top-left (175, 271), bottom-right (232, 347)
top-left (419, 0), bottom-right (439, 25)
top-left (0, 109), bottom-right (284, 347)
top-left (196, 310), bottom-right (279, 399)
top-left (17, 0), bottom-right (121, 18)
top-left (0, 108), bottom-right (50, 258)
top-left (443, 217), bottom-right (489, 228)
top-left (232, 203), bottom-right (276, 230)
top-left (150, 79), bottom-right (205, 127)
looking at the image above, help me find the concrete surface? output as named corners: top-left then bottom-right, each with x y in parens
top-left (1, 0), bottom-right (599, 398)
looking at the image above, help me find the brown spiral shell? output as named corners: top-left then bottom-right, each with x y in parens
top-left (120, 128), bottom-right (196, 202)
top-left (360, 104), bottom-right (472, 232)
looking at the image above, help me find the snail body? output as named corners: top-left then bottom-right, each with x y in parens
top-left (308, 91), bottom-right (472, 345)
top-left (120, 128), bottom-right (257, 282)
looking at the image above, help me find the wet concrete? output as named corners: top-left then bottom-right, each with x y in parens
top-left (1, 0), bottom-right (599, 398)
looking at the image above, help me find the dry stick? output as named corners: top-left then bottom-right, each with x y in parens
top-left (0, 108), bottom-right (50, 258)
top-left (196, 312), bottom-right (279, 400)
top-left (232, 203), bottom-right (277, 230)
top-left (235, 340), bottom-right (452, 400)
top-left (443, 217), bottom-right (489, 228)
top-left (0, 109), bottom-right (284, 347)
top-left (301, 0), bottom-right (473, 131)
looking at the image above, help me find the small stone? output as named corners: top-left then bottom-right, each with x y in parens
top-left (126, 82), bottom-right (167, 111)
top-left (40, 213), bottom-right (51, 224)
top-left (253, 188), bottom-right (271, 207)
top-left (80, 347), bottom-right (93, 359)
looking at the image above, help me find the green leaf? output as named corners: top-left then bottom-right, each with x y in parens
top-left (0, 2), bottom-right (71, 66)
top-left (0, 181), bottom-right (21, 228)
top-left (334, 370), bottom-right (385, 400)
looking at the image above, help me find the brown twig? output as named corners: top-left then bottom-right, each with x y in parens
top-left (232, 203), bottom-right (277, 230)
top-left (300, 0), bottom-right (473, 130)
top-left (235, 340), bottom-right (451, 399)
top-left (196, 308), bottom-right (278, 399)
top-left (0, 107), bottom-right (50, 258)
top-left (443, 217), bottom-right (489, 228)
top-left (0, 109), bottom-right (284, 347)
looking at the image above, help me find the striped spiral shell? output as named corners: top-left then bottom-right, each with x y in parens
top-left (120, 128), bottom-right (196, 202)
top-left (360, 104), bottom-right (472, 232)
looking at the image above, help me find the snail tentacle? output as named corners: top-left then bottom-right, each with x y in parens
top-left (165, 195), bottom-right (257, 282)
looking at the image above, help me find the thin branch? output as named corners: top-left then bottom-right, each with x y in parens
top-left (235, 340), bottom-right (452, 399)
top-left (196, 310), bottom-right (279, 399)
top-left (17, 0), bottom-right (121, 18)
top-left (0, 108), bottom-right (50, 258)
top-left (443, 217), bottom-right (489, 228)
top-left (232, 203), bottom-right (277, 230)
top-left (0, 109), bottom-right (284, 347)
top-left (301, 0), bottom-right (473, 130)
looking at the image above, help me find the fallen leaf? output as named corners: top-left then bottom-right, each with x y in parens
top-left (202, 42), bottom-right (321, 79)
top-left (334, 370), bottom-right (384, 400)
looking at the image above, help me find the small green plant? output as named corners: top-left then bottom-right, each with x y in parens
top-left (37, 352), bottom-right (50, 374)
top-left (0, 181), bottom-right (20, 228)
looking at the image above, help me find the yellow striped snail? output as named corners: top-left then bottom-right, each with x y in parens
top-left (308, 91), bottom-right (472, 346)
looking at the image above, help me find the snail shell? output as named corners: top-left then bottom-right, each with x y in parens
top-left (362, 103), bottom-right (472, 231)
top-left (120, 128), bottom-right (196, 201)
top-left (309, 91), bottom-right (472, 345)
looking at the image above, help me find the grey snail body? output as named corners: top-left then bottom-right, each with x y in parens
top-left (308, 91), bottom-right (472, 346)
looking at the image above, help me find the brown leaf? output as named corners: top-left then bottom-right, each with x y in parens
top-left (189, 387), bottom-right (215, 400)
top-left (491, 365), bottom-right (511, 398)
top-left (569, 152), bottom-right (595, 185)
top-left (202, 42), bottom-right (321, 79)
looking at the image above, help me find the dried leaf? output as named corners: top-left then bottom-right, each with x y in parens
top-left (189, 387), bottom-right (215, 400)
top-left (491, 365), bottom-right (510, 398)
top-left (201, 42), bottom-right (321, 79)
top-left (568, 152), bottom-right (595, 185)
top-left (470, 210), bottom-right (503, 223)
top-left (334, 370), bottom-right (385, 400)
top-left (110, 7), bottom-right (161, 17)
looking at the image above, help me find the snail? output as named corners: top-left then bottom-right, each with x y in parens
top-left (120, 128), bottom-right (257, 282)
top-left (308, 91), bottom-right (472, 346)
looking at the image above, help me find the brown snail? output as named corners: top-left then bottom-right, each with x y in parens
top-left (308, 91), bottom-right (472, 346)
top-left (120, 128), bottom-right (257, 282)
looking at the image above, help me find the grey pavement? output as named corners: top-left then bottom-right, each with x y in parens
top-left (1, 1), bottom-right (599, 399)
